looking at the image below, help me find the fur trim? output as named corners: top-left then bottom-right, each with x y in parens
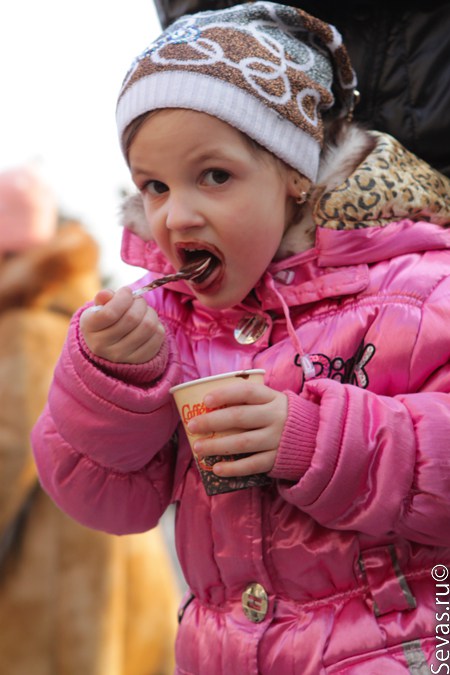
top-left (316, 122), bottom-right (376, 192)
top-left (121, 192), bottom-right (149, 240)
top-left (277, 122), bottom-right (375, 259)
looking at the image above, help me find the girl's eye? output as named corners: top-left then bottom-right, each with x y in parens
top-left (144, 180), bottom-right (168, 195)
top-left (203, 169), bottom-right (230, 186)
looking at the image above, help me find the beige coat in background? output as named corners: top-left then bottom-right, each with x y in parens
top-left (0, 222), bottom-right (179, 675)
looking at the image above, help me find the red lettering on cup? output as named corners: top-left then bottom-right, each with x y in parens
top-left (181, 402), bottom-right (214, 426)
top-left (181, 401), bottom-right (226, 437)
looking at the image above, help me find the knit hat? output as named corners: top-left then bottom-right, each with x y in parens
top-left (116, 1), bottom-right (357, 182)
top-left (0, 166), bottom-right (58, 253)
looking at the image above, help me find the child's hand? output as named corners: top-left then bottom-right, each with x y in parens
top-left (80, 287), bottom-right (165, 364)
top-left (187, 381), bottom-right (288, 477)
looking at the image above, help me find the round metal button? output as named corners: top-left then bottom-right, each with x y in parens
top-left (242, 582), bottom-right (269, 623)
top-left (234, 315), bottom-right (269, 345)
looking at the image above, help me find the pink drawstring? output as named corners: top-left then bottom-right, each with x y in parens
top-left (266, 274), bottom-right (316, 380)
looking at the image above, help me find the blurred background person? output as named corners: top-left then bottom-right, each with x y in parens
top-left (152, 0), bottom-right (450, 178)
top-left (0, 164), bottom-right (180, 675)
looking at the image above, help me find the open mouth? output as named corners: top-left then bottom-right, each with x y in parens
top-left (176, 244), bottom-right (222, 287)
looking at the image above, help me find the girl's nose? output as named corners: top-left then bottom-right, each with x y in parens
top-left (165, 193), bottom-right (205, 231)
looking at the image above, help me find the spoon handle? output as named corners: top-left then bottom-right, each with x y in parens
top-left (89, 271), bottom-right (191, 312)
top-left (132, 271), bottom-right (189, 296)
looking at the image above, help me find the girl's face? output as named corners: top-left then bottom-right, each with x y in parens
top-left (128, 109), bottom-right (298, 310)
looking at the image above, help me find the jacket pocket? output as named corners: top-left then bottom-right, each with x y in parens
top-left (327, 636), bottom-right (436, 673)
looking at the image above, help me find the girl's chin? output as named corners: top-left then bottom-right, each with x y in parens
top-left (193, 284), bottom-right (250, 311)
top-left (190, 268), bottom-right (256, 310)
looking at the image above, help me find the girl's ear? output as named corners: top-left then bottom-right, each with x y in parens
top-left (286, 170), bottom-right (311, 203)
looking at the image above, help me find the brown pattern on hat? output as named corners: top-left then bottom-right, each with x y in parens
top-left (273, 7), bottom-right (356, 111)
top-left (122, 23), bottom-right (335, 142)
top-left (117, 2), bottom-right (358, 180)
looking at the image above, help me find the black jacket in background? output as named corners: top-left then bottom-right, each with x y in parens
top-left (152, 0), bottom-right (450, 177)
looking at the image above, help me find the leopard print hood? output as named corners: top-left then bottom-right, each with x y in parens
top-left (315, 131), bottom-right (450, 231)
top-left (276, 125), bottom-right (450, 260)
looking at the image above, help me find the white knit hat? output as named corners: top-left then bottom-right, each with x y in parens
top-left (116, 1), bottom-right (357, 182)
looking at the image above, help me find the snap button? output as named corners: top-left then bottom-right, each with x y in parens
top-left (242, 582), bottom-right (269, 623)
top-left (273, 269), bottom-right (295, 285)
top-left (234, 315), bottom-right (268, 345)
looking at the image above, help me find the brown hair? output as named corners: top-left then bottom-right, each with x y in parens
top-left (122, 112), bottom-right (153, 161)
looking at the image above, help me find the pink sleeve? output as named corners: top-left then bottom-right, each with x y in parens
top-left (275, 376), bottom-right (450, 547)
top-left (31, 309), bottom-right (184, 535)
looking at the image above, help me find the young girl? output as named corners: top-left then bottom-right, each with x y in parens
top-left (32, 2), bottom-right (450, 673)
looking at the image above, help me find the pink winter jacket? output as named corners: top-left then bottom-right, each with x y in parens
top-left (32, 134), bottom-right (450, 674)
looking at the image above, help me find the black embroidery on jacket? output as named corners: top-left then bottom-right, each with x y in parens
top-left (295, 341), bottom-right (376, 388)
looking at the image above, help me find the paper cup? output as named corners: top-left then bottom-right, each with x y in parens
top-left (170, 369), bottom-right (271, 495)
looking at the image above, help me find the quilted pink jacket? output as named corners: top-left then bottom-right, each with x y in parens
top-left (32, 135), bottom-right (450, 674)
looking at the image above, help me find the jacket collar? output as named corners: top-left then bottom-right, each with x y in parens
top-left (255, 251), bottom-right (369, 310)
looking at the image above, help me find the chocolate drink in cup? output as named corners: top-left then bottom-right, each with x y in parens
top-left (170, 370), bottom-right (271, 495)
